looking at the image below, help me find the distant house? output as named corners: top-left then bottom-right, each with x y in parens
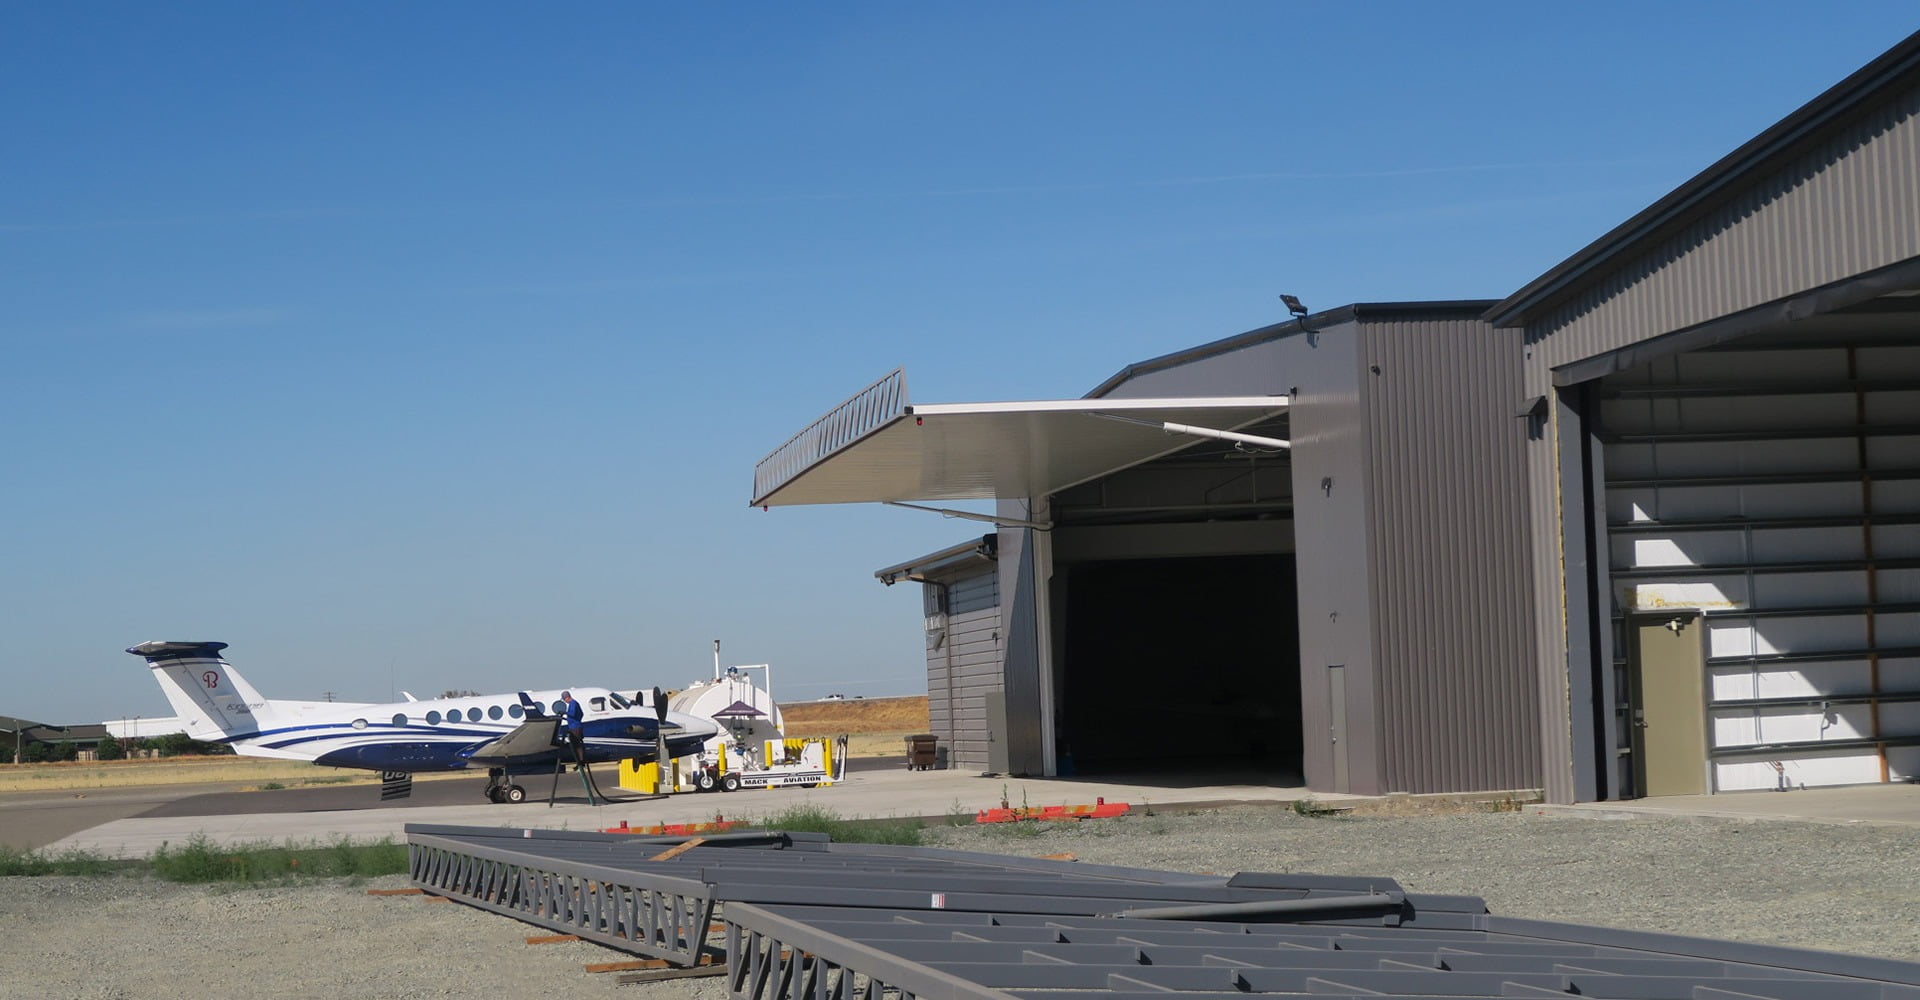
top-left (0, 717), bottom-right (112, 761)
top-left (0, 716), bottom-right (36, 761)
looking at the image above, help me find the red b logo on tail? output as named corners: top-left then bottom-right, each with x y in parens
top-left (202, 671), bottom-right (220, 690)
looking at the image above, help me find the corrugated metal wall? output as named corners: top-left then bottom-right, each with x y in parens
top-left (1281, 321), bottom-right (1381, 793)
top-left (1522, 416), bottom-right (1578, 803)
top-left (1359, 317), bottom-right (1541, 793)
top-left (924, 567), bottom-right (1002, 771)
top-left (1524, 84), bottom-right (1920, 388)
top-left (1516, 79), bottom-right (1920, 803)
top-left (995, 508), bottom-right (1050, 776)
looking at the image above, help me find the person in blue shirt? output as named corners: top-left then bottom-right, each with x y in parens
top-left (560, 691), bottom-right (585, 763)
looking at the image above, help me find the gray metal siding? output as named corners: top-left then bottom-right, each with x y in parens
top-left (923, 565), bottom-right (1002, 772)
top-left (1100, 311), bottom-right (1537, 796)
top-left (1095, 335), bottom-right (1297, 399)
top-left (995, 508), bottom-right (1049, 775)
top-left (1523, 408), bottom-right (1579, 803)
top-left (1524, 83), bottom-right (1920, 392)
top-left (1359, 317), bottom-right (1541, 794)
top-left (1274, 320), bottom-right (1382, 794)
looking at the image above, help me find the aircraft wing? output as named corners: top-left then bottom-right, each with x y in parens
top-left (462, 718), bottom-right (564, 764)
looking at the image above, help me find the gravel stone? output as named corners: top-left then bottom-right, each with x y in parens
top-left (925, 804), bottom-right (1920, 961)
top-left (5, 804), bottom-right (1915, 999)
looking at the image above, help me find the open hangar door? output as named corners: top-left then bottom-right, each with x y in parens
top-left (1599, 295), bottom-right (1920, 794)
top-left (1045, 420), bottom-right (1301, 778)
top-left (747, 368), bottom-right (1294, 777)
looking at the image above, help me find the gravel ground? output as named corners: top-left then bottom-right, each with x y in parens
top-left (4, 803), bottom-right (1917, 999)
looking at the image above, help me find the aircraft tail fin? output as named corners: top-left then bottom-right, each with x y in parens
top-left (125, 641), bottom-right (277, 741)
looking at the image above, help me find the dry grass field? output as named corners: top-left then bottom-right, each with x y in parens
top-left (0, 756), bottom-right (393, 793)
top-left (783, 695), bottom-right (930, 758)
top-left (781, 695), bottom-right (928, 735)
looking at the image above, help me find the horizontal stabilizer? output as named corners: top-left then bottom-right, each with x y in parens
top-left (126, 640), bottom-right (230, 660)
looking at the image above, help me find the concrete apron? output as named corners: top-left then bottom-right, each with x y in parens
top-left (48, 765), bottom-right (1339, 859)
top-left (1540, 781), bottom-right (1920, 828)
top-left (52, 768), bottom-right (1920, 859)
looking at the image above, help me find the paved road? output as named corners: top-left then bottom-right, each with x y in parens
top-left (0, 755), bottom-right (913, 852)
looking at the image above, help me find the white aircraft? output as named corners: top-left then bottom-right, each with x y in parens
top-left (126, 640), bottom-right (719, 803)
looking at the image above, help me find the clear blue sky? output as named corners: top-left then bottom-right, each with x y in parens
top-left (5, 3), bottom-right (1915, 726)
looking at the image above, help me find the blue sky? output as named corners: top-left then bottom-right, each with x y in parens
top-left (5, 3), bottom-right (1916, 726)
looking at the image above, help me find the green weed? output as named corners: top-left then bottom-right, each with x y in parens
top-left (148, 833), bottom-right (409, 882)
top-left (0, 843), bottom-right (123, 876)
top-left (1290, 796), bottom-right (1345, 818)
top-left (755, 804), bottom-right (925, 846)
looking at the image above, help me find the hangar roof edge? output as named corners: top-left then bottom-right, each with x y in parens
top-left (1085, 299), bottom-right (1499, 399)
top-left (1485, 29), bottom-right (1920, 330)
top-left (874, 534), bottom-right (998, 585)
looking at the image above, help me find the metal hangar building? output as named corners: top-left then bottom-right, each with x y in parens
top-left (750, 30), bottom-right (1920, 804)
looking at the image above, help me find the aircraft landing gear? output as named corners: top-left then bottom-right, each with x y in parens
top-left (484, 768), bottom-right (526, 804)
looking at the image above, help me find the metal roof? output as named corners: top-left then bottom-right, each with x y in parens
top-left (750, 369), bottom-right (1287, 508)
top-left (875, 534), bottom-right (998, 586)
top-left (1486, 30), bottom-right (1920, 329)
top-left (1084, 301), bottom-right (1500, 399)
top-left (406, 824), bottom-right (1920, 1000)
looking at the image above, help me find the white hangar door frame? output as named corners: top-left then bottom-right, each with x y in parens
top-left (1601, 328), bottom-right (1920, 793)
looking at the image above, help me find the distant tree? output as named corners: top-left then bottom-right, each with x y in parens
top-left (149, 732), bottom-right (195, 757)
top-left (96, 734), bottom-right (124, 761)
top-left (439, 689), bottom-right (482, 699)
top-left (20, 741), bottom-right (48, 764)
top-left (48, 742), bottom-right (78, 762)
top-left (124, 737), bottom-right (148, 755)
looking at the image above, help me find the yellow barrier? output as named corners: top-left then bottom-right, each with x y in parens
top-left (618, 745), bottom-right (728, 794)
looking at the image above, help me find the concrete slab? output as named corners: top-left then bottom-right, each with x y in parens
top-left (48, 765), bottom-right (1341, 859)
top-left (1542, 782), bottom-right (1920, 827)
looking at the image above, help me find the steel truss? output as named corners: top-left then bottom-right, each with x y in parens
top-left (407, 823), bottom-right (1920, 1000)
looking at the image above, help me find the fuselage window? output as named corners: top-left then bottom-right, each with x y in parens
top-left (445, 709), bottom-right (462, 723)
top-left (590, 697), bottom-right (607, 712)
top-left (551, 700), bottom-right (565, 715)
top-left (391, 713), bottom-right (408, 727)
top-left (609, 692), bottom-right (630, 709)
top-left (488, 705), bottom-right (503, 720)
top-left (426, 711), bottom-right (442, 725)
top-left (508, 705), bottom-right (523, 719)
top-left (351, 718), bottom-right (368, 730)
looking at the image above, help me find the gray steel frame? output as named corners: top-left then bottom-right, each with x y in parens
top-left (407, 823), bottom-right (1920, 1000)
top-left (408, 824), bottom-right (731, 964)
